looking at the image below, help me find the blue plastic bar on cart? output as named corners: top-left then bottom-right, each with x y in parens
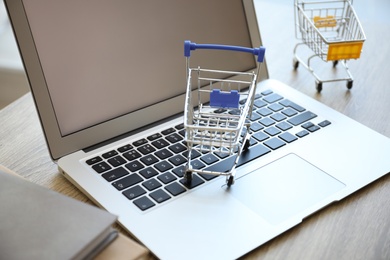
top-left (210, 89), bottom-right (240, 108)
top-left (184, 40), bottom-right (265, 62)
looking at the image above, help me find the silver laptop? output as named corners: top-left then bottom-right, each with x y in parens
top-left (5, 0), bottom-right (390, 259)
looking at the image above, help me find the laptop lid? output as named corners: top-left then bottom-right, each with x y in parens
top-left (5, 0), bottom-right (268, 160)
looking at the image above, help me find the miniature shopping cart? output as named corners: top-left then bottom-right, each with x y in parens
top-left (183, 41), bottom-right (265, 186)
top-left (293, 0), bottom-right (366, 92)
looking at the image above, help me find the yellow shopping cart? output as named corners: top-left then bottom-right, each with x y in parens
top-left (293, 0), bottom-right (366, 92)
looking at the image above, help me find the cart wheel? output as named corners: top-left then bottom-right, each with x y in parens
top-left (243, 139), bottom-right (250, 151)
top-left (333, 60), bottom-right (339, 67)
top-left (316, 81), bottom-right (323, 92)
top-left (293, 59), bottom-right (299, 70)
top-left (346, 80), bottom-right (353, 90)
top-left (184, 171), bottom-right (192, 184)
top-left (227, 176), bottom-right (234, 187)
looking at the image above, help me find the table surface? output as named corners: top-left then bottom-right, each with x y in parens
top-left (1, 0), bottom-right (389, 259)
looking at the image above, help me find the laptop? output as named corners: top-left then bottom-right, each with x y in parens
top-left (5, 0), bottom-right (390, 259)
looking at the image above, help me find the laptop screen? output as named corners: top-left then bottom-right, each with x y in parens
top-left (6, 0), bottom-right (264, 159)
top-left (21, 0), bottom-right (257, 136)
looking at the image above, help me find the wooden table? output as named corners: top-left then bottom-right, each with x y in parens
top-left (1, 1), bottom-right (389, 259)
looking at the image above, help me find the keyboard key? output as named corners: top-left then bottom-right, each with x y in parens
top-left (118, 144), bottom-right (133, 153)
top-left (182, 149), bottom-right (201, 160)
top-left (169, 143), bottom-right (187, 154)
top-left (253, 131), bottom-right (270, 142)
top-left (165, 182), bottom-right (187, 196)
top-left (250, 122), bottom-right (264, 132)
top-left (281, 108), bottom-right (298, 117)
top-left (296, 130), bottom-right (310, 138)
top-left (264, 126), bottom-right (281, 136)
top-left (137, 144), bottom-right (156, 155)
top-left (147, 133), bottom-right (162, 141)
top-left (270, 112), bottom-right (287, 122)
top-left (140, 154), bottom-right (159, 166)
top-left (200, 154), bottom-right (219, 165)
top-left (257, 107), bottom-right (273, 116)
top-left (155, 148), bottom-right (173, 159)
top-left (158, 172), bottom-right (177, 184)
top-left (268, 103), bottom-right (284, 112)
top-left (276, 121), bottom-right (293, 131)
top-left (264, 137), bottom-right (286, 150)
top-left (301, 122), bottom-right (315, 129)
top-left (229, 109), bottom-right (241, 115)
top-left (150, 189), bottom-right (171, 203)
top-left (279, 132), bottom-right (298, 143)
top-left (133, 196), bottom-right (155, 211)
top-left (259, 117), bottom-right (275, 127)
top-left (102, 150), bottom-right (118, 159)
top-left (169, 154), bottom-right (187, 166)
top-left (214, 108), bottom-right (228, 114)
top-left (92, 162), bottom-right (111, 173)
top-left (125, 160), bottom-right (144, 172)
top-left (139, 167), bottom-right (159, 179)
top-left (155, 161), bottom-right (173, 172)
top-left (166, 133), bottom-right (183, 143)
top-left (123, 150), bottom-right (142, 161)
top-left (112, 173), bottom-right (143, 190)
top-left (102, 167), bottom-right (129, 182)
top-left (308, 125), bottom-right (320, 132)
top-left (86, 156), bottom-right (102, 165)
top-left (151, 138), bottom-right (170, 149)
top-left (263, 93), bottom-right (283, 103)
top-left (279, 99), bottom-right (306, 112)
top-left (249, 112), bottom-right (261, 121)
top-left (172, 165), bottom-right (185, 177)
top-left (178, 129), bottom-right (185, 137)
top-left (190, 159), bottom-right (205, 170)
top-left (254, 99), bottom-right (267, 108)
top-left (175, 123), bottom-right (184, 130)
top-left (123, 185), bottom-right (146, 200)
top-left (180, 174), bottom-right (205, 189)
top-left (133, 138), bottom-right (148, 147)
top-left (288, 111), bottom-right (317, 126)
top-left (319, 120), bottom-right (331, 127)
top-left (261, 89), bottom-right (273, 95)
top-left (214, 149), bottom-right (231, 159)
top-left (142, 178), bottom-right (162, 191)
top-left (108, 155), bottom-right (126, 167)
top-left (162, 128), bottom-right (176, 135)
top-left (239, 98), bottom-right (247, 105)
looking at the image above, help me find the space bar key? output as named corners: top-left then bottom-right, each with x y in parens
top-left (204, 144), bottom-right (271, 174)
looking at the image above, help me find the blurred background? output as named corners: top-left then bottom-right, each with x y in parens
top-left (0, 0), bottom-right (29, 109)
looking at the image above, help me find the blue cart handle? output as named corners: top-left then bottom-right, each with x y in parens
top-left (184, 40), bottom-right (265, 63)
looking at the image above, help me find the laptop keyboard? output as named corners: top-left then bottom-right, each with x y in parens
top-left (85, 89), bottom-right (331, 211)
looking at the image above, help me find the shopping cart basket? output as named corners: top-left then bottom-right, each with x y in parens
top-left (293, 0), bottom-right (366, 92)
top-left (183, 40), bottom-right (265, 186)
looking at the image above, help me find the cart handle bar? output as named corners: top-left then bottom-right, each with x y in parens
top-left (184, 40), bottom-right (265, 63)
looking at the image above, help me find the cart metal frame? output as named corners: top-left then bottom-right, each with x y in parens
top-left (183, 41), bottom-right (265, 186)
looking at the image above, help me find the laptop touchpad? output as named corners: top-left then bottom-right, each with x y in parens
top-left (226, 153), bottom-right (345, 225)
